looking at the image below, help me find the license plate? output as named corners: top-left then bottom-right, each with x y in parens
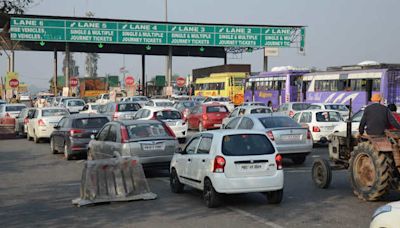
top-left (214, 124), bottom-right (222, 127)
top-left (166, 121), bottom-right (177, 126)
top-left (323, 126), bottom-right (334, 131)
top-left (281, 134), bottom-right (301, 141)
top-left (142, 144), bottom-right (165, 151)
top-left (124, 114), bottom-right (134, 119)
top-left (239, 163), bottom-right (264, 172)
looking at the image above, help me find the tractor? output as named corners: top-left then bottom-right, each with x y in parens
top-left (312, 100), bottom-right (400, 201)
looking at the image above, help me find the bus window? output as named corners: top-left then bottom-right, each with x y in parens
top-left (372, 79), bottom-right (381, 91)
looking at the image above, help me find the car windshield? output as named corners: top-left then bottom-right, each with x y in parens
top-left (292, 103), bottom-right (311, 111)
top-left (67, 100), bottom-right (85, 106)
top-left (155, 110), bottom-right (182, 120)
top-left (210, 97), bottom-right (230, 102)
top-left (325, 104), bottom-right (349, 112)
top-left (131, 97), bottom-right (148, 101)
top-left (206, 106), bottom-right (228, 113)
top-left (222, 134), bottom-right (275, 156)
top-left (155, 102), bottom-right (173, 107)
top-left (259, 116), bottom-right (300, 128)
top-left (103, 94), bottom-right (110, 99)
top-left (73, 117), bottom-right (109, 129)
top-left (352, 110), bottom-right (364, 122)
top-left (308, 105), bottom-right (322, 110)
top-left (42, 109), bottom-right (69, 117)
top-left (316, 111), bottom-right (342, 122)
top-left (5, 105), bottom-right (26, 112)
top-left (250, 108), bottom-right (272, 114)
top-left (117, 103), bottom-right (141, 112)
top-left (126, 123), bottom-right (169, 138)
top-left (182, 102), bottom-right (198, 108)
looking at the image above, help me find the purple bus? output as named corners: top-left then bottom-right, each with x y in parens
top-left (244, 70), bottom-right (310, 109)
top-left (302, 64), bottom-right (400, 112)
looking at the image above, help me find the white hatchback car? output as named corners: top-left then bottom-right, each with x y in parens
top-left (170, 130), bottom-right (284, 208)
top-left (293, 110), bottom-right (344, 144)
top-left (134, 107), bottom-right (188, 143)
top-left (308, 103), bottom-right (350, 120)
top-left (26, 107), bottom-right (70, 143)
top-left (145, 99), bottom-right (174, 107)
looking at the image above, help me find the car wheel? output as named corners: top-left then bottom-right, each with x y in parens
top-left (170, 168), bottom-right (184, 193)
top-left (292, 156), bottom-right (306, 165)
top-left (50, 137), bottom-right (58, 154)
top-left (199, 122), bottom-right (204, 132)
top-left (265, 189), bottom-right (283, 204)
top-left (33, 132), bottom-right (40, 143)
top-left (203, 178), bottom-right (220, 208)
top-left (64, 144), bottom-right (72, 160)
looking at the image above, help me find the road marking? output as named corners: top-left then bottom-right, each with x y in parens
top-left (227, 206), bottom-right (285, 228)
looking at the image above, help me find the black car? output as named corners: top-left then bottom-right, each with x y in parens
top-left (50, 114), bottom-right (109, 160)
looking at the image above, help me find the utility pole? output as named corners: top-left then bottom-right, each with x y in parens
top-left (165, 0), bottom-right (172, 96)
top-left (53, 50), bottom-right (58, 95)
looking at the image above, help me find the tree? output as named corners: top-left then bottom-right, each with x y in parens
top-left (0, 0), bottom-right (35, 14)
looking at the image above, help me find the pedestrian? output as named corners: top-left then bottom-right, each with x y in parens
top-left (388, 104), bottom-right (400, 130)
top-left (9, 94), bottom-right (19, 104)
top-left (359, 94), bottom-right (400, 136)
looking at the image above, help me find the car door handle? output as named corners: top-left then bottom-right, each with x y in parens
top-left (202, 159), bottom-right (206, 163)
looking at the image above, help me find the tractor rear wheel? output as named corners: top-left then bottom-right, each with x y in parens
top-left (349, 142), bottom-right (393, 201)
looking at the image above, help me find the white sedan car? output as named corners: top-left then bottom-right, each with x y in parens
top-left (308, 103), bottom-right (350, 120)
top-left (370, 201), bottom-right (400, 228)
top-left (292, 110), bottom-right (344, 144)
top-left (80, 103), bottom-right (99, 114)
top-left (170, 130), bottom-right (284, 208)
top-left (26, 107), bottom-right (69, 143)
top-left (134, 107), bottom-right (188, 143)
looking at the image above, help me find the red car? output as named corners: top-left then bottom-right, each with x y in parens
top-left (187, 104), bottom-right (229, 131)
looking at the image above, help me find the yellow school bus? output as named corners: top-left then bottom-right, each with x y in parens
top-left (195, 72), bottom-right (246, 106)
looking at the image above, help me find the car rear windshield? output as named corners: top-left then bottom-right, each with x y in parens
top-left (324, 105), bottom-right (348, 111)
top-left (127, 123), bottom-right (169, 138)
top-left (316, 111), bottom-right (342, 122)
top-left (182, 102), bottom-right (198, 108)
top-left (117, 103), bottom-right (141, 112)
top-left (155, 110), bottom-right (182, 120)
top-left (206, 106), bottom-right (228, 113)
top-left (259, 116), bottom-right (300, 128)
top-left (131, 97), bottom-right (148, 101)
top-left (91, 105), bottom-right (99, 110)
top-left (42, 109), bottom-right (69, 117)
top-left (5, 106), bottom-right (25, 112)
top-left (73, 117), bottom-right (109, 129)
top-left (155, 102), bottom-right (173, 107)
top-left (211, 97), bottom-right (230, 102)
top-left (292, 103), bottom-right (311, 111)
top-left (250, 108), bottom-right (272, 114)
top-left (67, 100), bottom-right (85, 106)
top-left (222, 134), bottom-right (275, 156)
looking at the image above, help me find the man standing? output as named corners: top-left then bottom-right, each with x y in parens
top-left (359, 94), bottom-right (400, 136)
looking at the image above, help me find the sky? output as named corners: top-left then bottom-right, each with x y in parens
top-left (1, 0), bottom-right (400, 90)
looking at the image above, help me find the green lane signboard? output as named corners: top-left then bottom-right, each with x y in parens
top-left (10, 17), bottom-right (305, 48)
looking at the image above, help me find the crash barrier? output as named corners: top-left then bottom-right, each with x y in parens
top-left (72, 157), bottom-right (157, 207)
top-left (0, 118), bottom-right (16, 139)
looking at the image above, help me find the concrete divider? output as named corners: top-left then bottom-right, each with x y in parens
top-left (72, 157), bottom-right (157, 207)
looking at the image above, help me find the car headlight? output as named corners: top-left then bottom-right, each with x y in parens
top-left (372, 205), bottom-right (392, 220)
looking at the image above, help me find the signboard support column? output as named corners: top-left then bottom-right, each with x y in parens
top-left (263, 55), bottom-right (268, 72)
top-left (53, 50), bottom-right (58, 96)
top-left (10, 50), bottom-right (15, 72)
top-left (65, 43), bottom-right (70, 96)
top-left (167, 46), bottom-right (172, 96)
top-left (224, 52), bottom-right (227, 65)
top-left (142, 54), bottom-right (146, 96)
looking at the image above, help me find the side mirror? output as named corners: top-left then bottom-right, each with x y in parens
top-left (176, 147), bottom-right (184, 154)
top-left (53, 125), bottom-right (60, 130)
top-left (90, 134), bottom-right (96, 140)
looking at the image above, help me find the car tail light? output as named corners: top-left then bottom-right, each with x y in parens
top-left (213, 156), bottom-right (226, 173)
top-left (120, 125), bottom-right (129, 143)
top-left (70, 129), bottom-right (84, 137)
top-left (275, 154), bottom-right (283, 170)
top-left (312, 126), bottom-right (321, 132)
top-left (307, 130), bottom-right (311, 139)
top-left (183, 108), bottom-right (190, 118)
top-left (24, 117), bottom-right (29, 124)
top-left (202, 113), bottom-right (208, 120)
top-left (163, 124), bottom-right (176, 138)
top-left (266, 130), bottom-right (275, 141)
top-left (38, 119), bottom-right (46, 126)
top-left (289, 111), bottom-right (294, 118)
top-left (112, 112), bottom-right (119, 121)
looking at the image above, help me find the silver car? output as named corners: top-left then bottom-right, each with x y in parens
top-left (100, 102), bottom-right (142, 121)
top-left (63, 99), bottom-right (86, 114)
top-left (224, 114), bottom-right (312, 164)
top-left (222, 106), bottom-right (272, 128)
top-left (15, 107), bottom-right (35, 136)
top-left (88, 120), bottom-right (179, 169)
top-left (0, 104), bottom-right (27, 118)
